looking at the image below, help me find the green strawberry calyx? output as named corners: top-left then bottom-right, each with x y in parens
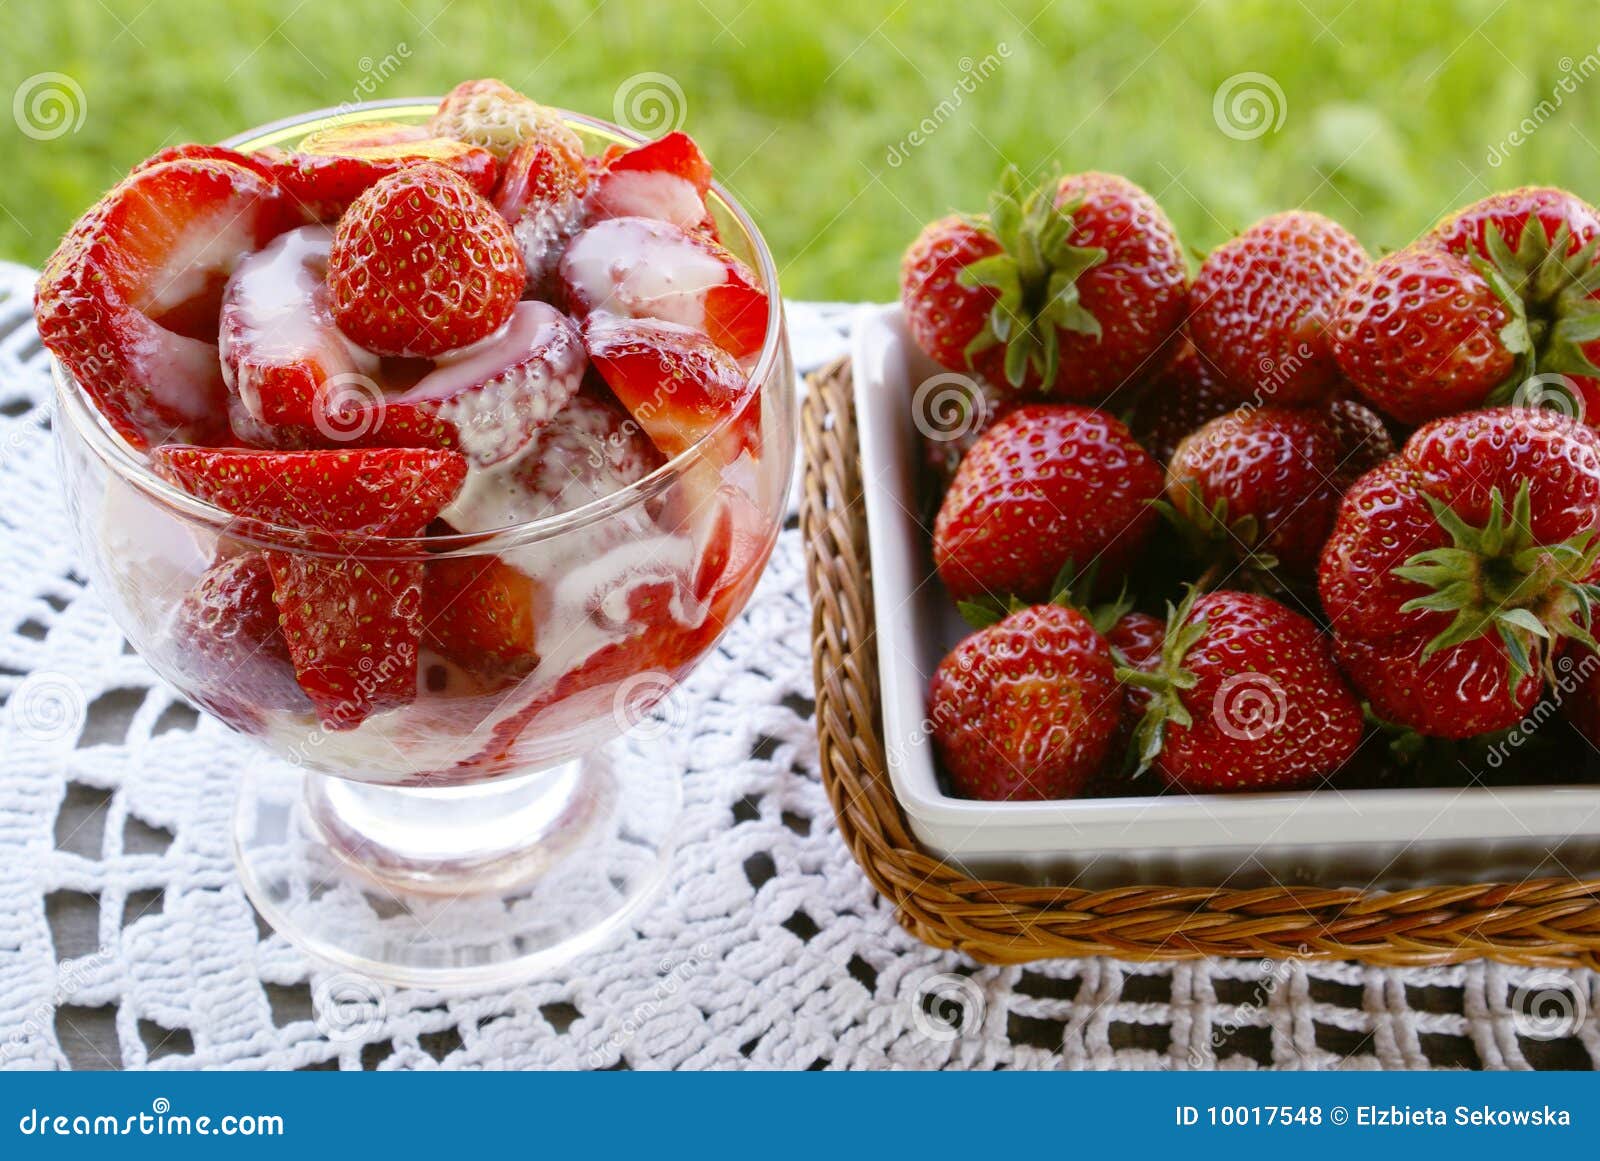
top-left (957, 559), bottom-right (1132, 633)
top-left (1152, 486), bottom-right (1283, 584)
top-left (1476, 217), bottom-right (1600, 409)
top-left (1394, 481), bottom-right (1600, 695)
top-left (958, 166), bottom-right (1109, 390)
top-left (1114, 586), bottom-right (1209, 775)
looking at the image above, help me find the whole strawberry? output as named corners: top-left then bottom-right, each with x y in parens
top-left (929, 603), bottom-right (1122, 800)
top-left (1410, 186), bottom-right (1600, 426)
top-left (1187, 211), bottom-right (1368, 406)
top-left (901, 168), bottom-right (1187, 401)
top-left (1319, 407), bottom-right (1600, 738)
top-left (327, 162), bottom-right (524, 357)
top-left (1331, 244), bottom-right (1523, 425)
top-left (934, 404), bottom-right (1163, 605)
top-left (1128, 340), bottom-right (1234, 465)
top-left (1119, 589), bottom-right (1365, 791)
top-left (1163, 401), bottom-right (1394, 578)
top-left (429, 78), bottom-right (581, 161)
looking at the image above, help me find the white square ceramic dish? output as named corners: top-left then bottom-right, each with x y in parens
top-left (850, 303), bottom-right (1600, 889)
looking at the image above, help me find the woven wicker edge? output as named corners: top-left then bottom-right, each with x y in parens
top-left (799, 356), bottom-right (1600, 969)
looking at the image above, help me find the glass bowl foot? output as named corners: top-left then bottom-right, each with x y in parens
top-left (233, 746), bottom-right (679, 989)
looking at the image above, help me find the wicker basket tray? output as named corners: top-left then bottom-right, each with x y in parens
top-left (799, 356), bottom-right (1600, 969)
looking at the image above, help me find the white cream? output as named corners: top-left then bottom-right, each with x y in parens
top-left (218, 225), bottom-right (377, 420)
top-left (560, 218), bottom-right (727, 330)
top-left (397, 303), bottom-right (583, 466)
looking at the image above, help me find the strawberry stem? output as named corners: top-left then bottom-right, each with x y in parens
top-left (1394, 481), bottom-right (1600, 694)
top-left (958, 166), bottom-right (1109, 390)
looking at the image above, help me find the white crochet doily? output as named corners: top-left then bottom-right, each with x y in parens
top-left (1, 261), bottom-right (1596, 1071)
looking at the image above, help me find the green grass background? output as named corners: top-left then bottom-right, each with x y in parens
top-left (3, 0), bottom-right (1598, 300)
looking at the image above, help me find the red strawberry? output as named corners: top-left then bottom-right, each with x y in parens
top-left (132, 143), bottom-right (274, 182)
top-left (928, 603), bottom-right (1122, 800)
top-left (430, 389), bottom-right (664, 532)
top-left (343, 301), bottom-right (586, 467)
top-left (1163, 401), bottom-right (1394, 577)
top-left (1128, 340), bottom-right (1234, 465)
top-left (511, 387), bottom-right (666, 514)
top-left (1335, 631), bottom-right (1542, 740)
top-left (559, 216), bottom-right (769, 359)
top-left (149, 445), bottom-right (467, 539)
top-left (327, 162), bottom-right (524, 357)
top-left (586, 131), bottom-right (715, 233)
top-left (218, 224), bottom-right (378, 438)
top-left (1107, 610), bottom-right (1165, 670)
top-left (933, 404), bottom-right (1162, 605)
top-left (1419, 187), bottom-right (1600, 427)
top-left (1120, 589), bottom-right (1364, 791)
top-left (266, 554), bottom-right (427, 729)
top-left (1319, 407), bottom-right (1600, 738)
top-left (494, 127), bottom-right (591, 286)
top-left (1559, 646), bottom-right (1600, 747)
top-left (1331, 244), bottom-right (1523, 425)
top-left (916, 372), bottom-right (1013, 489)
top-left (1187, 211), bottom-right (1368, 406)
top-left (151, 446), bottom-right (467, 729)
top-left (171, 552), bottom-right (310, 732)
top-left (422, 556), bottom-right (543, 679)
top-left (1426, 186), bottom-right (1600, 268)
top-left (34, 155), bottom-right (292, 447)
top-left (259, 121), bottom-right (499, 222)
top-left (430, 78), bottom-right (582, 162)
top-left (582, 313), bottom-right (756, 461)
top-left (900, 169), bottom-right (1187, 401)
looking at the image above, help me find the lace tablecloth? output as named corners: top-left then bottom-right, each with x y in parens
top-left (1, 261), bottom-right (1596, 1071)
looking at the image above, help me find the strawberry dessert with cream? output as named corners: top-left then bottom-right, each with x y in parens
top-left (38, 79), bottom-right (785, 785)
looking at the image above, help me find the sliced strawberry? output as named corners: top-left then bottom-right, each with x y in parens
top-left (35, 157), bottom-right (293, 447)
top-left (587, 132), bottom-right (713, 232)
top-left (436, 389), bottom-right (664, 531)
top-left (422, 555), bottom-right (544, 678)
top-left (559, 217), bottom-right (768, 358)
top-left (132, 143), bottom-right (275, 182)
top-left (582, 313), bottom-right (757, 460)
top-left (430, 78), bottom-right (582, 161)
top-left (343, 301), bottom-right (586, 466)
top-left (171, 552), bottom-right (310, 732)
top-left (219, 224), bottom-right (380, 435)
top-left (151, 446), bottom-right (466, 728)
top-left (267, 553), bottom-right (426, 729)
top-left (259, 121), bottom-right (498, 222)
top-left (300, 121), bottom-right (431, 152)
top-left (149, 446), bottom-right (467, 539)
top-left (494, 131), bottom-right (590, 286)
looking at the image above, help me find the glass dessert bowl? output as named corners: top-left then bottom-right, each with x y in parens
top-left (47, 88), bottom-right (795, 987)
